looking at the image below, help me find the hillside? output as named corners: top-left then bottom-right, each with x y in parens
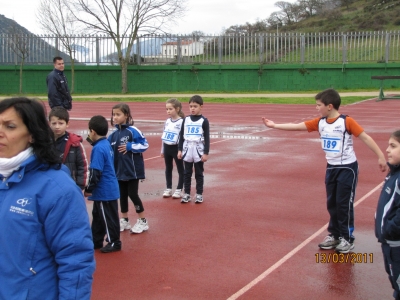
top-left (0, 14), bottom-right (71, 64)
top-left (0, 14), bottom-right (33, 35)
top-left (282, 0), bottom-right (400, 33)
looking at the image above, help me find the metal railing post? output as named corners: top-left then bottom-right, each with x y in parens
top-left (385, 32), bottom-right (390, 63)
top-left (177, 36), bottom-right (181, 65)
top-left (137, 36), bottom-right (141, 66)
top-left (55, 37), bottom-right (59, 57)
top-left (342, 33), bottom-right (347, 64)
top-left (96, 36), bottom-right (100, 66)
top-left (218, 36), bottom-right (222, 64)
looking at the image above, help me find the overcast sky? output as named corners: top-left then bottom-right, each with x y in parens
top-left (1, 0), bottom-right (297, 35)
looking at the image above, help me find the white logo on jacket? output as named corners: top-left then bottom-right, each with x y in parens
top-left (10, 198), bottom-right (34, 216)
top-left (120, 136), bottom-right (129, 144)
top-left (17, 198), bottom-right (31, 207)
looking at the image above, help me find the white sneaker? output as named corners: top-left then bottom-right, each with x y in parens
top-left (130, 218), bottom-right (149, 234)
top-left (172, 189), bottom-right (182, 198)
top-left (181, 194), bottom-right (191, 203)
top-left (163, 189), bottom-right (172, 198)
top-left (335, 237), bottom-right (355, 253)
top-left (195, 194), bottom-right (203, 203)
top-left (120, 218), bottom-right (131, 232)
top-left (318, 235), bottom-right (340, 249)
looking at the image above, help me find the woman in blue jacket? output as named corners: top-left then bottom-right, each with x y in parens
top-left (376, 130), bottom-right (400, 300)
top-left (0, 97), bottom-right (95, 300)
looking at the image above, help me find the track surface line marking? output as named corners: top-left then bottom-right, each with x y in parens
top-left (144, 137), bottom-right (245, 161)
top-left (226, 182), bottom-right (384, 300)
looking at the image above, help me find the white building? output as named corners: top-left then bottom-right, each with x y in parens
top-left (161, 40), bottom-right (204, 58)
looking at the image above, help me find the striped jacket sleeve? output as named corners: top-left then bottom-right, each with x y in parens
top-left (126, 126), bottom-right (149, 153)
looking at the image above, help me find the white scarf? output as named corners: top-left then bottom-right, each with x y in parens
top-left (0, 147), bottom-right (34, 178)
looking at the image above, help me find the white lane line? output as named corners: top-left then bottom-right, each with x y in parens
top-left (143, 138), bottom-right (242, 161)
top-left (226, 182), bottom-right (384, 300)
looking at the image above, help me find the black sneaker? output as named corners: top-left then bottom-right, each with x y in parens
top-left (100, 243), bottom-right (121, 253)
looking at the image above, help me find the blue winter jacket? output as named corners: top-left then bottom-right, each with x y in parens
top-left (108, 124), bottom-right (149, 180)
top-left (86, 137), bottom-right (120, 201)
top-left (375, 163), bottom-right (400, 246)
top-left (0, 155), bottom-right (95, 300)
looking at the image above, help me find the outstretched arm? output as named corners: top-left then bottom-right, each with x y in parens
top-left (262, 117), bottom-right (307, 131)
top-left (358, 131), bottom-right (388, 172)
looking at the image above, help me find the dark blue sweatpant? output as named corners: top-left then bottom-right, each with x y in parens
top-left (325, 161), bottom-right (358, 243)
top-left (382, 243), bottom-right (400, 300)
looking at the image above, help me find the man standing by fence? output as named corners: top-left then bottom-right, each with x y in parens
top-left (46, 57), bottom-right (72, 110)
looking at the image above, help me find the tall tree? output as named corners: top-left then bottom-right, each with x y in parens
top-left (274, 1), bottom-right (296, 25)
top-left (37, 0), bottom-right (80, 93)
top-left (298, 0), bottom-right (325, 17)
top-left (341, 0), bottom-right (355, 9)
top-left (8, 24), bottom-right (30, 94)
top-left (69, 0), bottom-right (187, 93)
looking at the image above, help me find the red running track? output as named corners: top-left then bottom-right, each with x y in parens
top-left (54, 98), bottom-right (399, 299)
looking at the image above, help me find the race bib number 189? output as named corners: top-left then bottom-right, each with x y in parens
top-left (321, 133), bottom-right (342, 156)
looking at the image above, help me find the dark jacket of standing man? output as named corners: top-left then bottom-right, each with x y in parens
top-left (46, 57), bottom-right (72, 110)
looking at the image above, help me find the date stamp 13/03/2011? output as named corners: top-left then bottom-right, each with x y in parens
top-left (315, 253), bottom-right (373, 264)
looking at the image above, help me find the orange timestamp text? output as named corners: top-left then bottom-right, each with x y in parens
top-left (315, 253), bottom-right (373, 264)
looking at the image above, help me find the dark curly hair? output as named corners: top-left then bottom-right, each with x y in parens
top-left (0, 97), bottom-right (61, 167)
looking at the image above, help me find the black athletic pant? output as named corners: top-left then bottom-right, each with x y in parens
top-left (163, 143), bottom-right (184, 190)
top-left (382, 243), bottom-right (400, 300)
top-left (91, 200), bottom-right (121, 248)
top-left (325, 161), bottom-right (358, 243)
top-left (184, 161), bottom-right (204, 195)
top-left (118, 179), bottom-right (144, 214)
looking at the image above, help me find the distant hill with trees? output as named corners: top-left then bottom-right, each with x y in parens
top-left (222, 0), bottom-right (400, 35)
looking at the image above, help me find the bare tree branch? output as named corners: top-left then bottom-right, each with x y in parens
top-left (68, 0), bottom-right (187, 93)
top-left (8, 24), bottom-right (30, 94)
top-left (36, 0), bottom-right (81, 93)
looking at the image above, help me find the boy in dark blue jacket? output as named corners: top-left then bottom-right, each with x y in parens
top-left (375, 130), bottom-right (400, 300)
top-left (85, 115), bottom-right (121, 253)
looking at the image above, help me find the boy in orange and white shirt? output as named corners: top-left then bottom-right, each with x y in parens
top-left (262, 88), bottom-right (387, 253)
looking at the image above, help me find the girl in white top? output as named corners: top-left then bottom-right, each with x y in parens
top-left (161, 99), bottom-right (185, 198)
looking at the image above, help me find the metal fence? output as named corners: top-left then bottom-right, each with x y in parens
top-left (1, 31), bottom-right (399, 65)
